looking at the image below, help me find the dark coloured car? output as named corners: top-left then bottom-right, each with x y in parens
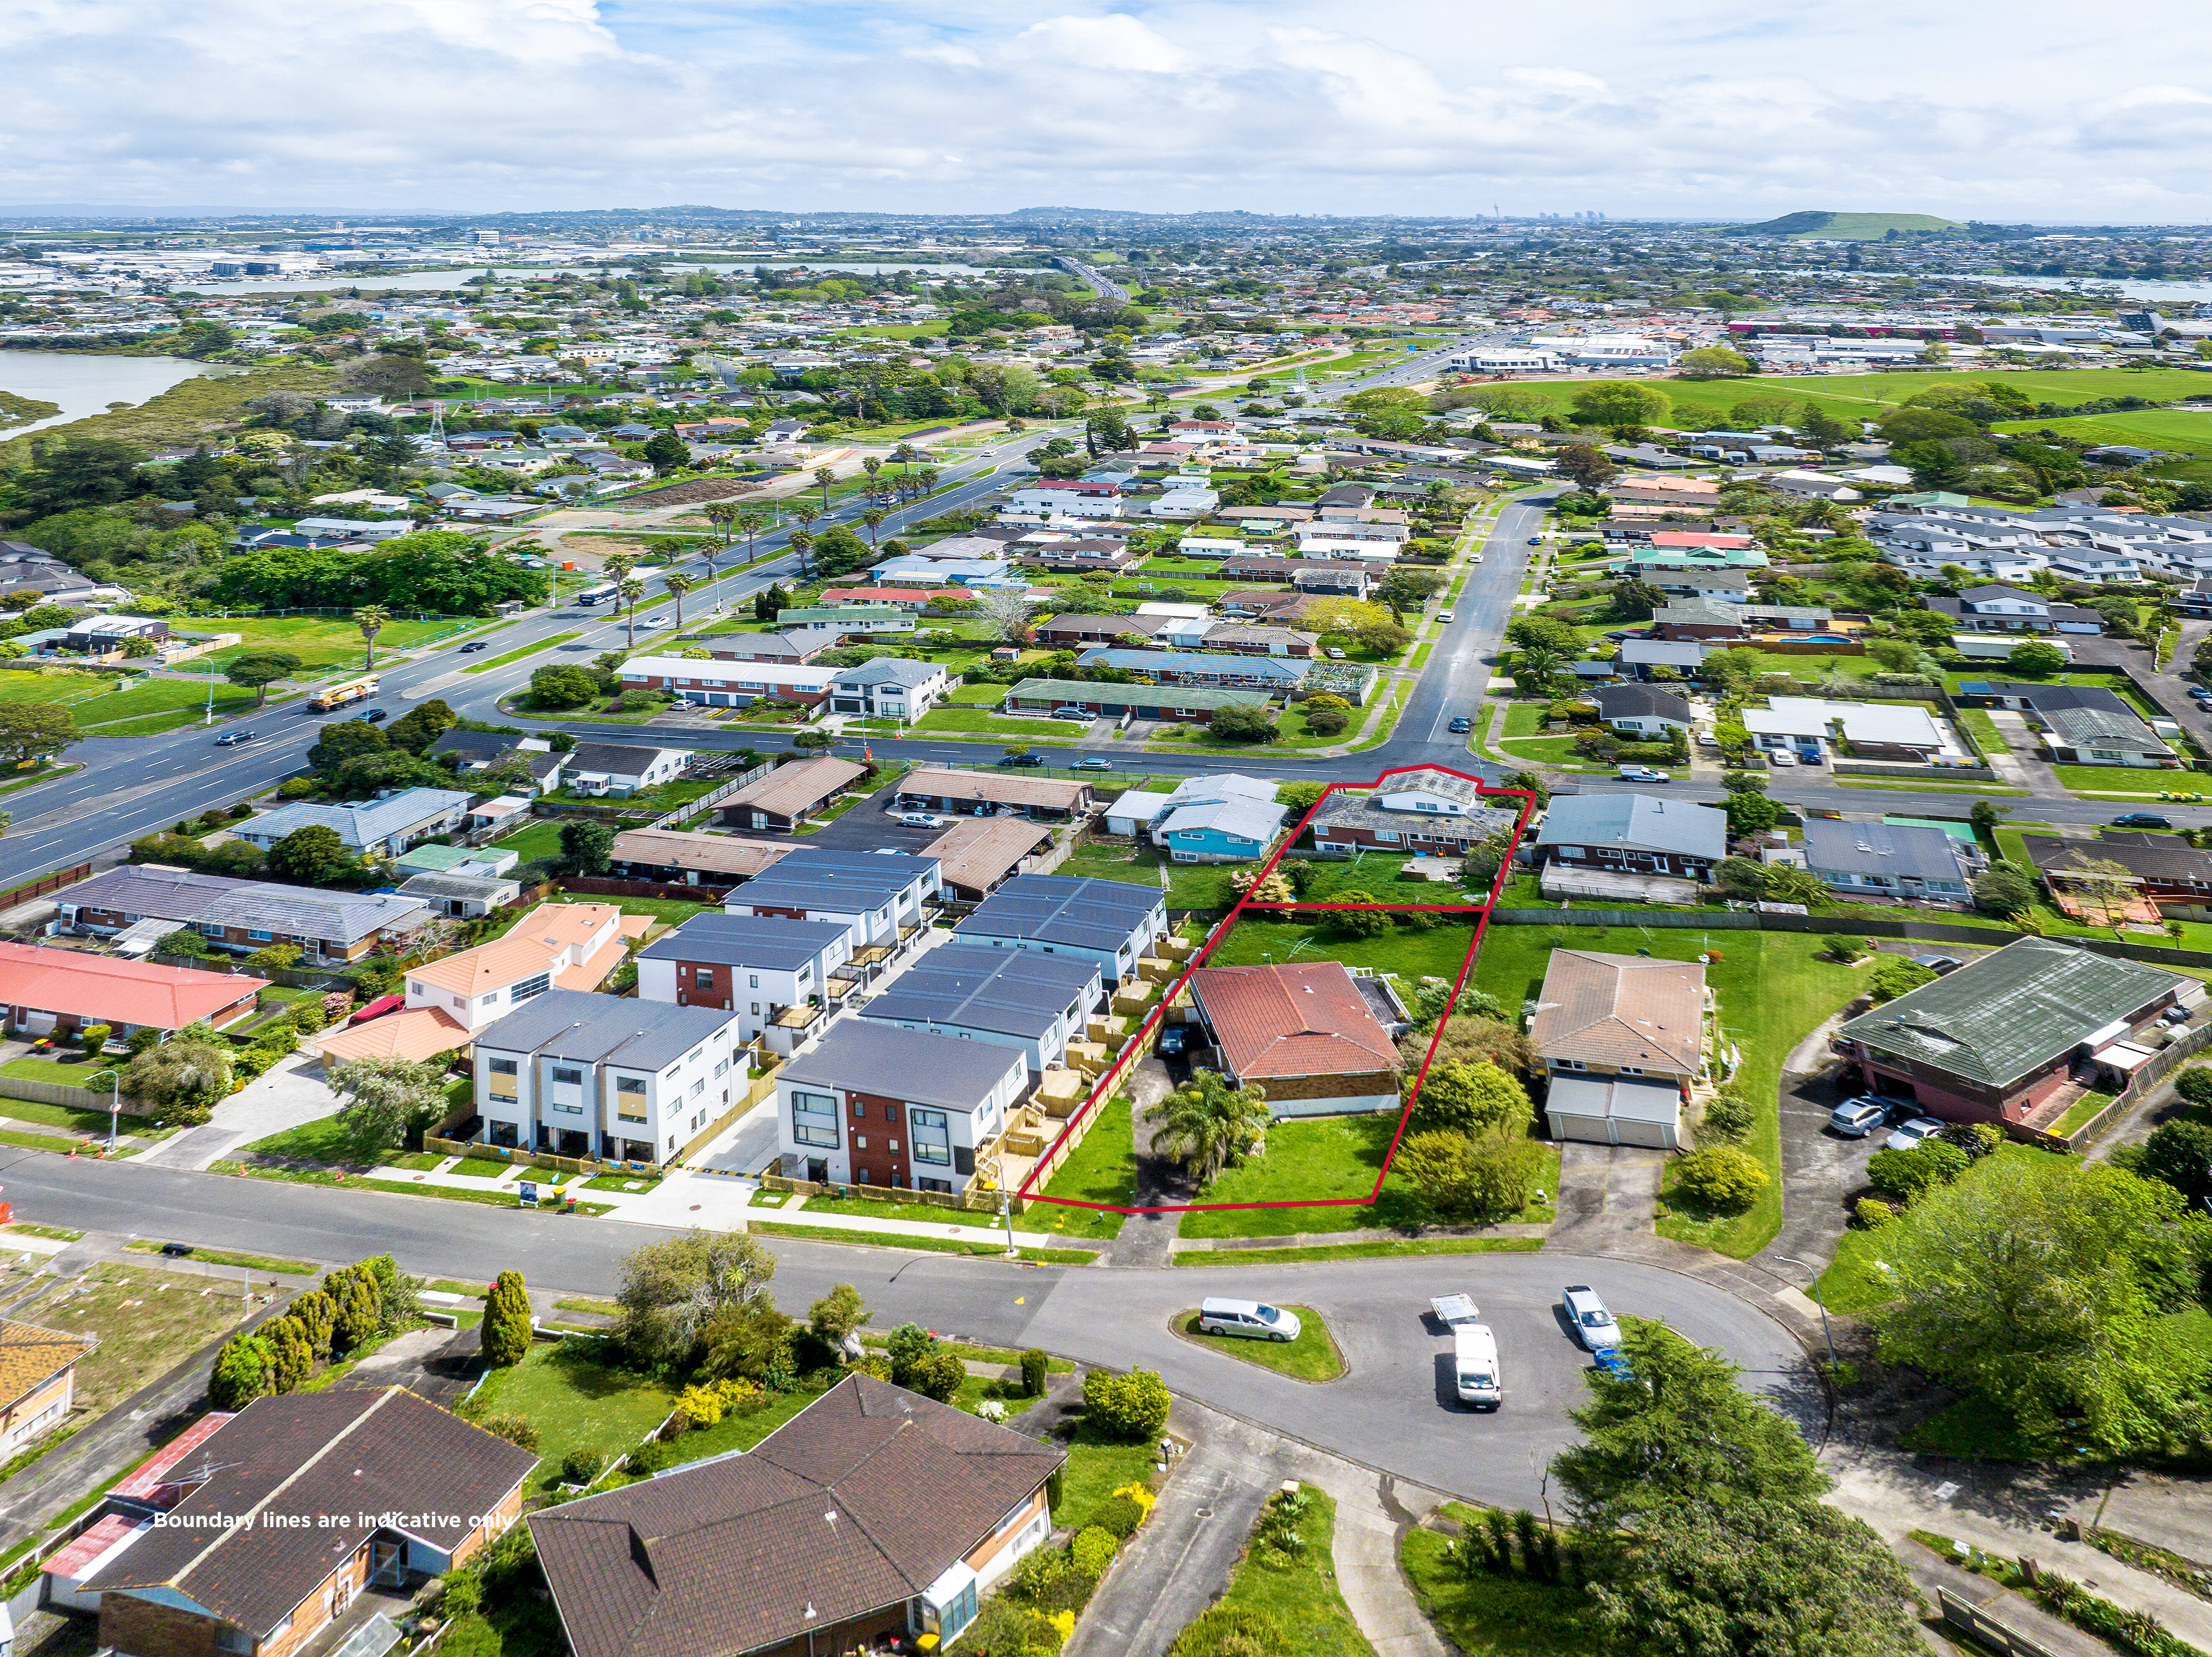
top-left (214, 730), bottom-right (257, 746)
top-left (1913, 954), bottom-right (1964, 975)
top-left (997, 752), bottom-right (1045, 768)
top-left (360, 707), bottom-right (389, 723)
top-left (1448, 716), bottom-right (1472, 733)
top-left (459, 640), bottom-right (489, 653)
top-left (2112, 812), bottom-right (2172, 828)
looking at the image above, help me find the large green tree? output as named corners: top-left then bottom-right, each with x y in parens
top-left (0, 704), bottom-right (76, 767)
top-left (224, 650), bottom-right (304, 709)
top-left (1570, 382), bottom-right (1671, 430)
top-left (613, 1230), bottom-right (778, 1368)
top-left (328, 1056), bottom-right (452, 1162)
top-left (267, 823), bottom-right (350, 885)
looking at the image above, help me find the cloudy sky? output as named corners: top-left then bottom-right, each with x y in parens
top-left (8, 0), bottom-right (2212, 220)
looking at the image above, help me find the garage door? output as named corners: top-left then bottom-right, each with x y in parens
top-left (1546, 1112), bottom-right (1611, 1145)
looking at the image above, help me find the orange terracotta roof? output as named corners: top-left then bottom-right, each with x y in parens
top-left (1189, 962), bottom-right (1398, 1081)
top-left (317, 1006), bottom-right (470, 1064)
top-left (0, 942), bottom-right (266, 1032)
top-left (407, 902), bottom-right (632, 997)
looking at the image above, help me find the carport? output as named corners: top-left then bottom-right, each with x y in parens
top-left (1543, 1074), bottom-right (1682, 1149)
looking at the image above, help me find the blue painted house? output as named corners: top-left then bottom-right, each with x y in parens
top-left (1152, 774), bottom-right (1289, 864)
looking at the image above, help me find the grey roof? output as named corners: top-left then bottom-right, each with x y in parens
top-left (730, 847), bottom-right (935, 916)
top-left (570, 741), bottom-right (687, 776)
top-left (641, 912), bottom-right (848, 970)
top-left (432, 730), bottom-right (521, 763)
top-left (398, 872), bottom-right (520, 901)
top-left (1536, 794), bottom-right (1727, 860)
top-left (1595, 683), bottom-right (1695, 721)
top-left (779, 1019), bottom-right (1024, 1110)
top-left (858, 944), bottom-right (1099, 1043)
top-left (474, 987), bottom-right (735, 1071)
top-left (1310, 769), bottom-right (1519, 840)
top-left (1801, 818), bottom-right (1969, 880)
top-left (1072, 647), bottom-right (1306, 684)
top-left (1838, 937), bottom-right (2189, 1088)
top-left (830, 657), bottom-right (942, 690)
top-left (2023, 831), bottom-right (2212, 885)
top-left (1003, 677), bottom-right (1269, 712)
top-left (62, 865), bottom-right (431, 945)
top-left (246, 788), bottom-right (471, 850)
top-left (1653, 598), bottom-right (1744, 627)
top-left (1983, 682), bottom-right (2134, 715)
top-left (1619, 640), bottom-right (1709, 667)
top-left (956, 874), bottom-right (1164, 955)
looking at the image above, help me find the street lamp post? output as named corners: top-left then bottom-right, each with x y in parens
top-left (87, 1068), bottom-right (121, 1152)
top-left (1775, 1255), bottom-right (1836, 1379)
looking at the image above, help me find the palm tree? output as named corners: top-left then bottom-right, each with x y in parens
top-left (860, 506), bottom-right (888, 546)
top-left (1513, 646), bottom-right (1564, 694)
top-left (352, 605), bottom-right (392, 669)
top-left (1151, 1071), bottom-right (1271, 1186)
top-left (788, 529), bottom-right (814, 582)
top-left (703, 500), bottom-right (741, 545)
top-left (736, 508), bottom-right (770, 563)
top-left (787, 501), bottom-right (824, 542)
top-left (890, 442), bottom-right (920, 467)
top-left (862, 455), bottom-right (882, 480)
top-left (813, 465), bottom-right (836, 508)
top-left (618, 577), bottom-right (646, 650)
top-left (912, 466), bottom-right (941, 503)
top-left (663, 571), bottom-right (694, 628)
top-left (603, 551), bottom-right (636, 586)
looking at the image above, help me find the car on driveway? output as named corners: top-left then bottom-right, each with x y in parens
top-left (1884, 1115), bottom-right (1947, 1152)
top-left (1827, 1097), bottom-right (1889, 1137)
top-left (1912, 954), bottom-right (1964, 975)
top-left (1050, 708), bottom-right (1093, 722)
top-left (899, 813), bottom-right (944, 829)
top-left (1448, 716), bottom-right (1472, 733)
top-left (2112, 812), bottom-right (2173, 828)
top-left (1561, 1285), bottom-right (1620, 1350)
top-left (214, 730), bottom-right (257, 746)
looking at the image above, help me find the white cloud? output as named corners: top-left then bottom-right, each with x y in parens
top-left (1, 0), bottom-right (2210, 215)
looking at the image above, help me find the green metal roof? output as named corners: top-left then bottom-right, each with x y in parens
top-left (1837, 937), bottom-right (2187, 1089)
top-left (1003, 676), bottom-right (1269, 711)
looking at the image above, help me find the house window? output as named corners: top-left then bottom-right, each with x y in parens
top-left (512, 972), bottom-right (551, 1003)
top-left (792, 1090), bottom-right (840, 1148)
top-left (910, 1106), bottom-right (951, 1166)
top-left (247, 929), bottom-right (273, 942)
top-left (489, 1058), bottom-right (517, 1075)
top-left (1555, 1058), bottom-right (1587, 1071)
top-left (551, 1067), bottom-right (583, 1086)
top-left (694, 968), bottom-right (714, 987)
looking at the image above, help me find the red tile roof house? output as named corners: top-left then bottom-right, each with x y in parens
top-left (1186, 961), bottom-right (1408, 1117)
top-left (0, 941), bottom-right (269, 1041)
top-left (531, 1373), bottom-right (1064, 1657)
top-left (78, 1388), bottom-right (537, 1657)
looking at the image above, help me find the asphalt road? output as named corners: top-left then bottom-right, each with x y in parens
top-left (0, 1149), bottom-right (1806, 1511)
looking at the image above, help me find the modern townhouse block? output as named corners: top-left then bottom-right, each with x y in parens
top-left (775, 1021), bottom-right (1028, 1191)
top-left (856, 943), bottom-right (1101, 1075)
top-left (637, 911), bottom-right (856, 1055)
top-left (952, 874), bottom-right (1167, 986)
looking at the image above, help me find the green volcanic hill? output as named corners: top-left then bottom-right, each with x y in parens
top-left (1736, 211), bottom-right (1966, 240)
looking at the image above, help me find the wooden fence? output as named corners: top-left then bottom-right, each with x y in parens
top-left (2070, 1016), bottom-right (2212, 1149)
top-left (0, 863), bottom-right (90, 912)
top-left (759, 1172), bottom-right (1018, 1217)
top-left (0, 1075), bottom-right (149, 1115)
top-left (564, 876), bottom-right (735, 905)
top-left (1935, 1587), bottom-right (2060, 1657)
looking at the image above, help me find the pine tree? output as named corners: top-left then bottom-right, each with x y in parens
top-left (483, 1271), bottom-right (532, 1367)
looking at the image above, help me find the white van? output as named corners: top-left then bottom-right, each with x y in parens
top-left (1197, 1298), bottom-right (1302, 1344)
top-left (1453, 1324), bottom-right (1503, 1411)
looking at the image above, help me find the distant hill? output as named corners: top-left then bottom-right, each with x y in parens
top-left (1735, 211), bottom-right (1966, 240)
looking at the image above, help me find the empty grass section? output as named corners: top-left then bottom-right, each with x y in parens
top-left (1400, 1505), bottom-right (1605, 1657)
top-left (468, 1341), bottom-right (675, 1489)
top-left (1029, 1091), bottom-right (1139, 1238)
top-left (13, 1261), bottom-right (255, 1416)
top-left (1177, 1237), bottom-right (1545, 1265)
top-left (746, 1220), bottom-right (1097, 1264)
top-left (465, 631), bottom-right (582, 673)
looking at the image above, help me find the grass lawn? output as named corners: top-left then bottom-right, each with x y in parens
top-left (122, 1240), bottom-right (318, 1275)
top-left (1175, 1307), bottom-right (1344, 1381)
top-left (796, 1190), bottom-right (1065, 1241)
top-left (194, 614), bottom-right (455, 674)
top-left (1284, 853), bottom-right (1480, 907)
top-left (469, 1341), bottom-right (674, 1489)
top-left (542, 892), bottom-right (711, 927)
top-left (1401, 1507), bottom-right (1604, 1657)
top-left (465, 631), bottom-right (581, 674)
top-left (746, 1220), bottom-right (1098, 1265)
top-left (1196, 1484), bottom-right (1375, 1657)
top-left (1497, 735), bottom-right (1591, 767)
top-left (1205, 911), bottom-right (1479, 986)
top-left (1955, 706), bottom-right (2012, 759)
top-left (0, 1055), bottom-right (119, 1092)
top-left (450, 1157), bottom-right (516, 1178)
top-left (2052, 1089), bottom-right (2117, 1136)
top-left (489, 821), bottom-right (564, 863)
top-left (1028, 1092), bottom-right (1140, 1238)
top-left (1176, 1237), bottom-right (1546, 1265)
top-left (943, 679), bottom-right (1016, 705)
top-left (1992, 408), bottom-right (2212, 459)
top-left (1054, 1419), bottom-right (1163, 1532)
top-left (1501, 702), bottom-right (1545, 739)
top-left (0, 670), bottom-right (263, 733)
top-left (13, 1262), bottom-right (255, 1417)
top-left (243, 1113), bottom-right (403, 1167)
top-left (912, 707), bottom-right (1076, 738)
top-left (1467, 925), bottom-right (1866, 1259)
top-left (2051, 764), bottom-right (2207, 796)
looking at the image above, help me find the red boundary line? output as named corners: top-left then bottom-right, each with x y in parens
top-left (1015, 764), bottom-right (1537, 1216)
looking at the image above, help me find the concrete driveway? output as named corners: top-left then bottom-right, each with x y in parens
top-left (135, 1053), bottom-right (338, 1172)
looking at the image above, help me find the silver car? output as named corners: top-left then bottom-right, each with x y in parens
top-left (1561, 1285), bottom-right (1620, 1350)
top-left (1827, 1098), bottom-right (1888, 1138)
top-left (1884, 1116), bottom-right (1947, 1153)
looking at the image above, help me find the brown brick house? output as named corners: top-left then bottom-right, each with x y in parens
top-left (85, 1388), bottom-right (537, 1657)
top-left (531, 1373), bottom-right (1065, 1657)
top-left (1186, 961), bottom-right (1407, 1118)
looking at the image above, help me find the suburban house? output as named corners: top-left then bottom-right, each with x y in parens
top-left (1743, 697), bottom-right (1958, 763)
top-left (57, 865), bottom-right (431, 963)
top-left (0, 942), bottom-right (266, 1040)
top-left (1532, 795), bottom-right (1727, 886)
top-left (857, 942), bottom-right (1101, 1075)
top-left (1527, 950), bottom-right (1707, 1150)
top-left (605, 828), bottom-right (793, 887)
top-left (0, 1318), bottom-right (91, 1462)
top-left (896, 769), bottom-right (1093, 822)
top-left (471, 986), bottom-right (748, 1161)
top-left (774, 1021), bottom-right (1027, 1190)
top-left (1921, 586), bottom-right (2105, 635)
top-left (618, 655), bottom-right (840, 708)
top-left (1032, 612), bottom-right (1165, 649)
top-left (1151, 773), bottom-right (1288, 863)
top-left (321, 901), bottom-right (651, 1065)
top-left (1836, 937), bottom-right (2200, 1130)
top-left (430, 731), bottom-right (566, 792)
top-left (825, 658), bottom-right (951, 722)
top-left (1184, 961), bottom-right (1407, 1117)
top-left (998, 677), bottom-right (1272, 727)
top-left (1800, 818), bottom-right (1984, 902)
top-left (393, 843), bottom-right (518, 880)
top-left (1594, 683), bottom-right (1693, 737)
top-left (562, 742), bottom-right (693, 798)
top-left (637, 911), bottom-right (855, 1055)
top-left (953, 874), bottom-right (1167, 987)
top-left (237, 787), bottom-right (472, 858)
top-left (723, 848), bottom-right (941, 974)
top-left (1072, 647), bottom-right (1307, 694)
top-left (530, 1374), bottom-right (1063, 1657)
top-left (1961, 683), bottom-right (2177, 769)
top-left (2023, 831), bottom-right (2212, 924)
top-left (398, 869), bottom-right (523, 919)
top-left (81, 1389), bottom-right (536, 1657)
top-left (1308, 767), bottom-right (1520, 857)
top-left (64, 614), bottom-right (168, 654)
top-left (700, 630), bottom-right (837, 666)
top-left (918, 818), bottom-right (1060, 902)
top-left (1016, 538), bottom-right (1143, 574)
top-left (716, 756), bottom-right (867, 832)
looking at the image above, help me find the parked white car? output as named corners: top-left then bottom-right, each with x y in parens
top-left (1561, 1285), bottom-right (1620, 1350)
top-left (899, 813), bottom-right (945, 828)
top-left (1884, 1115), bottom-right (1947, 1153)
top-left (1197, 1298), bottom-right (1301, 1343)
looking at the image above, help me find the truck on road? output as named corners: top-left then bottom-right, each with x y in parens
top-left (310, 675), bottom-right (380, 712)
top-left (1432, 1294), bottom-right (1502, 1412)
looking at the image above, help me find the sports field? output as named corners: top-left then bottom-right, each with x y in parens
top-left (1992, 408), bottom-right (2212, 459)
